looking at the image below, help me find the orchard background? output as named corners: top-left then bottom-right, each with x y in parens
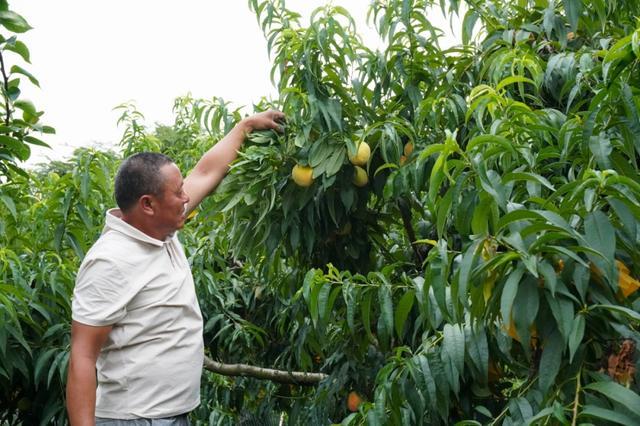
top-left (2, 0), bottom-right (640, 424)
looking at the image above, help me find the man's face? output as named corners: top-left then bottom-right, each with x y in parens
top-left (152, 163), bottom-right (190, 237)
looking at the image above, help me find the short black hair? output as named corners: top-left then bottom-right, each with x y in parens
top-left (114, 152), bottom-right (174, 212)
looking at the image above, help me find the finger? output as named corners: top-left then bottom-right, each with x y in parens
top-left (272, 110), bottom-right (286, 122)
top-left (269, 116), bottom-right (285, 132)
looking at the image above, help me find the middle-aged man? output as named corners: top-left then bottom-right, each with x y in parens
top-left (66, 110), bottom-right (286, 426)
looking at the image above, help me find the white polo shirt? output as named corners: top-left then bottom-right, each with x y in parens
top-left (72, 209), bottom-right (204, 419)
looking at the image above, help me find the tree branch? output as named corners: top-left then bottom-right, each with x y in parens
top-left (203, 356), bottom-right (328, 385)
top-left (571, 369), bottom-right (582, 426)
top-left (0, 50), bottom-right (11, 126)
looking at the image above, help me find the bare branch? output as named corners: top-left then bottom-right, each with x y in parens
top-left (0, 50), bottom-right (10, 126)
top-left (203, 356), bottom-right (327, 385)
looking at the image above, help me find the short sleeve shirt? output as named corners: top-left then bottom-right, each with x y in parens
top-left (72, 209), bottom-right (204, 419)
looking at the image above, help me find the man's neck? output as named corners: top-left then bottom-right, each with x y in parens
top-left (119, 211), bottom-right (169, 241)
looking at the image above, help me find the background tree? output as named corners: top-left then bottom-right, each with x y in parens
top-left (0, 0), bottom-right (53, 180)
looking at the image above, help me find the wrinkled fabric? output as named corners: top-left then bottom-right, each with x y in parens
top-left (73, 209), bottom-right (203, 419)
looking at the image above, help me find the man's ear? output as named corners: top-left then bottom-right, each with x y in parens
top-left (139, 195), bottom-right (155, 216)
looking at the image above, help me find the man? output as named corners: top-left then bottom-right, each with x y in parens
top-left (66, 110), bottom-right (285, 425)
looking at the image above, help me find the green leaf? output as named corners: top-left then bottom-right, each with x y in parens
top-left (365, 405), bottom-right (382, 426)
top-left (537, 260), bottom-right (557, 296)
top-left (13, 99), bottom-right (36, 115)
top-left (302, 269), bottom-right (316, 305)
top-left (497, 209), bottom-right (538, 232)
top-left (568, 314), bottom-right (584, 363)
top-left (374, 386), bottom-right (386, 423)
top-left (461, 9), bottom-right (478, 45)
top-left (4, 39), bottom-right (30, 62)
top-left (10, 64), bottom-right (39, 86)
top-left (496, 75), bottom-right (536, 91)
top-left (324, 147), bottom-right (345, 177)
top-left (5, 322), bottom-right (31, 356)
top-left (343, 282), bottom-right (357, 334)
top-left (588, 133), bottom-right (612, 169)
top-left (418, 143), bottom-right (445, 161)
top-left (471, 197), bottom-right (492, 235)
top-left (500, 264), bottom-right (525, 325)
top-left (467, 134), bottom-right (516, 155)
top-left (584, 381), bottom-right (640, 418)
top-left (538, 330), bottom-right (563, 394)
top-left (502, 172), bottom-right (555, 191)
top-left (394, 290), bottom-right (414, 339)
top-left (361, 289), bottom-right (374, 342)
top-left (42, 323), bottom-right (66, 340)
top-left (0, 134), bottom-right (30, 160)
top-left (592, 0), bottom-right (606, 27)
top-left (590, 304), bottom-right (640, 322)
top-left (584, 211), bottom-right (615, 259)
top-left (427, 241), bottom-right (449, 319)
top-left (536, 210), bottom-right (579, 239)
top-left (443, 323), bottom-right (465, 374)
top-left (524, 406), bottom-right (555, 425)
top-left (340, 413), bottom-right (358, 425)
top-left (572, 264), bottom-right (590, 303)
top-left (417, 353), bottom-right (437, 407)
top-left (6, 83), bottom-right (20, 101)
top-left (316, 282), bottom-right (332, 329)
top-left (379, 282), bottom-right (394, 340)
top-left (458, 240), bottom-right (481, 304)
top-left (474, 405), bottom-right (492, 419)
top-left (34, 348), bottom-right (58, 386)
top-left (562, 0), bottom-right (582, 31)
top-left (429, 150), bottom-right (447, 202)
top-left (0, 10), bottom-right (32, 33)
top-left (48, 350), bottom-right (67, 387)
top-left (609, 197), bottom-right (638, 243)
top-left (309, 279), bottom-right (324, 329)
top-left (475, 161), bottom-right (506, 209)
top-left (0, 134), bottom-right (24, 148)
top-left (546, 292), bottom-right (574, 341)
top-left (436, 187), bottom-right (453, 238)
top-left (0, 194), bottom-right (16, 219)
top-left (580, 405), bottom-right (639, 425)
top-left (510, 397), bottom-right (534, 422)
top-left (584, 210), bottom-right (616, 286)
top-left (465, 323), bottom-right (489, 383)
top-left (512, 278), bottom-right (539, 349)
top-left (326, 98), bottom-right (343, 131)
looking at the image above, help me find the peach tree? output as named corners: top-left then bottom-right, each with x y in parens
top-left (183, 0), bottom-right (640, 424)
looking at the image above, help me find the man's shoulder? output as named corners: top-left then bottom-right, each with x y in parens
top-left (83, 229), bottom-right (153, 268)
top-left (87, 229), bottom-right (130, 255)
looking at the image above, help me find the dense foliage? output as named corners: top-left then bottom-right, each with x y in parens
top-left (0, 0), bottom-right (53, 180)
top-left (2, 0), bottom-right (640, 425)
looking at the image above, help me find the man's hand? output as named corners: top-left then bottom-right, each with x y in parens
top-left (238, 110), bottom-right (286, 136)
top-left (184, 110), bottom-right (286, 214)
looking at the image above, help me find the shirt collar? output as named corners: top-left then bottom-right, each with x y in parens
top-left (104, 208), bottom-right (173, 247)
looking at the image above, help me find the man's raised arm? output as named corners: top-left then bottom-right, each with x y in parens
top-left (184, 110), bottom-right (285, 213)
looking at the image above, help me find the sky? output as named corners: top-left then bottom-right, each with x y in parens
top-left (15, 1), bottom-right (459, 166)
